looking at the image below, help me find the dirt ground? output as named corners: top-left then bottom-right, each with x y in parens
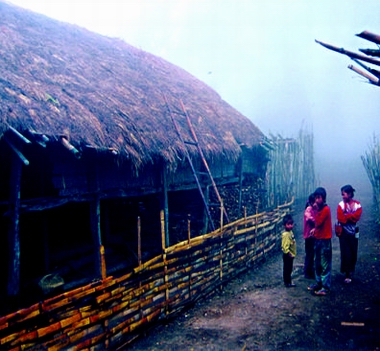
top-left (127, 189), bottom-right (380, 351)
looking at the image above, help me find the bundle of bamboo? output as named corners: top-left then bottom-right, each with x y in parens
top-left (361, 135), bottom-right (380, 223)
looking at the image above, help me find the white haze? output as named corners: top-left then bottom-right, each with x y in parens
top-left (7, 0), bottom-right (380, 200)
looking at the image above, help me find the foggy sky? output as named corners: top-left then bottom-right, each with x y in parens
top-left (7, 0), bottom-right (380, 198)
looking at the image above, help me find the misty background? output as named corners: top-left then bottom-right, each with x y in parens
top-left (8, 0), bottom-right (380, 202)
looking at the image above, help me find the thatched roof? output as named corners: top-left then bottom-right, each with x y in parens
top-left (0, 1), bottom-right (264, 169)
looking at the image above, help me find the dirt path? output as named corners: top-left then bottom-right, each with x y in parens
top-left (127, 190), bottom-right (380, 351)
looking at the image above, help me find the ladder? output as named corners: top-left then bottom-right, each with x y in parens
top-left (164, 96), bottom-right (229, 232)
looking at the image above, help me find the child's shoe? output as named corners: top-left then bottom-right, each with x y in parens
top-left (307, 283), bottom-right (320, 291)
top-left (314, 288), bottom-right (329, 296)
top-left (285, 283), bottom-right (296, 288)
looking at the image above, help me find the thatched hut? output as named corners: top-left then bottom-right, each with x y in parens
top-left (0, 1), bottom-right (268, 306)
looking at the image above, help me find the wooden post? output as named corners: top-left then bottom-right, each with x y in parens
top-left (202, 185), bottom-right (210, 234)
top-left (137, 216), bottom-right (142, 267)
top-left (90, 196), bottom-right (104, 278)
top-left (219, 232), bottom-right (223, 291)
top-left (43, 216), bottom-right (49, 272)
top-left (238, 156), bottom-right (243, 216)
top-left (220, 200), bottom-right (224, 230)
top-left (160, 210), bottom-right (169, 314)
top-left (161, 168), bottom-right (170, 247)
top-left (160, 210), bottom-right (166, 251)
top-left (187, 214), bottom-right (191, 244)
top-left (100, 245), bottom-right (106, 280)
top-left (7, 153), bottom-right (22, 296)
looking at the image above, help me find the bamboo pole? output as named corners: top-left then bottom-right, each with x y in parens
top-left (160, 210), bottom-right (166, 252)
top-left (219, 232), bottom-right (223, 290)
top-left (100, 245), bottom-right (106, 280)
top-left (182, 216), bottom-right (188, 247)
top-left (220, 200), bottom-right (224, 230)
top-left (160, 210), bottom-right (169, 315)
top-left (137, 216), bottom-right (142, 267)
top-left (348, 64), bottom-right (379, 84)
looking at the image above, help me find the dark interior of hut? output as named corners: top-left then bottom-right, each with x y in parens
top-left (0, 179), bottom-right (217, 313)
top-left (0, 131), bottom-right (269, 315)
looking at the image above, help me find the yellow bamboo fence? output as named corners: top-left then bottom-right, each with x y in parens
top-left (0, 198), bottom-right (293, 351)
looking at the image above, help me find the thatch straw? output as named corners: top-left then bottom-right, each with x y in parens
top-left (0, 1), bottom-right (263, 169)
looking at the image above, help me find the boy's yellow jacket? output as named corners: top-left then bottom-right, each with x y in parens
top-left (281, 230), bottom-right (297, 257)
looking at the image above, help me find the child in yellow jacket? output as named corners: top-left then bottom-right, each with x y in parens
top-left (282, 214), bottom-right (297, 287)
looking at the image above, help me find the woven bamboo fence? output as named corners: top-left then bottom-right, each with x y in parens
top-left (0, 199), bottom-right (293, 351)
top-left (265, 128), bottom-right (315, 208)
top-left (362, 134), bottom-right (380, 223)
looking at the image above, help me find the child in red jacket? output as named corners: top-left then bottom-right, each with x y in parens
top-left (308, 187), bottom-right (332, 296)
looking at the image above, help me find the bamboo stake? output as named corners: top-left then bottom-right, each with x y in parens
top-left (137, 216), bottom-right (142, 267)
top-left (100, 245), bottom-right (106, 280)
top-left (187, 214), bottom-right (191, 244)
top-left (219, 232), bottom-right (223, 290)
top-left (220, 200), bottom-right (224, 230)
top-left (160, 210), bottom-right (166, 252)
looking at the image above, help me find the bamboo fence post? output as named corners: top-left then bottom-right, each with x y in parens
top-left (254, 201), bottom-right (259, 245)
top-left (219, 232), bottom-right (223, 290)
top-left (100, 245), bottom-right (106, 280)
top-left (187, 214), bottom-right (191, 244)
top-left (137, 216), bottom-right (142, 267)
top-left (220, 200), bottom-right (224, 230)
top-left (160, 210), bottom-right (169, 314)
